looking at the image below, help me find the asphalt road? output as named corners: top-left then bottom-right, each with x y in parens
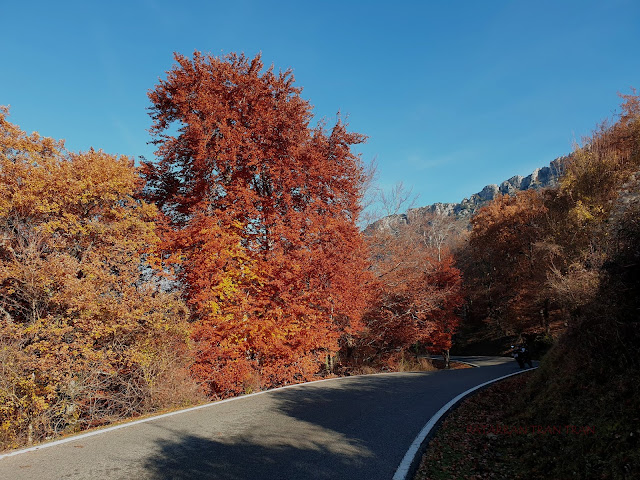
top-left (0, 356), bottom-right (526, 480)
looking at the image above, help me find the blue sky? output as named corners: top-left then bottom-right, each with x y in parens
top-left (2, 0), bottom-right (638, 207)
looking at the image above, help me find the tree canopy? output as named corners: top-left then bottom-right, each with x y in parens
top-left (142, 52), bottom-right (372, 395)
top-left (0, 108), bottom-right (200, 448)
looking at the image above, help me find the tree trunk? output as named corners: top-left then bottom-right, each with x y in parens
top-left (27, 422), bottom-right (33, 445)
top-left (442, 349), bottom-right (451, 369)
top-left (325, 353), bottom-right (335, 374)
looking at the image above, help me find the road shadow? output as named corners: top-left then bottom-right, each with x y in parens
top-left (269, 373), bottom-right (437, 437)
top-left (142, 430), bottom-right (372, 480)
top-left (142, 369), bottom-right (513, 479)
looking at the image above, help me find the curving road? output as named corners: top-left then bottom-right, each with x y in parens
top-left (0, 356), bottom-right (528, 480)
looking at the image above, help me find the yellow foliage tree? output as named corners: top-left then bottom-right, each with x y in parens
top-left (0, 108), bottom-right (201, 449)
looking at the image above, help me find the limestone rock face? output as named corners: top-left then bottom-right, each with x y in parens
top-left (367, 157), bottom-right (566, 232)
top-left (500, 175), bottom-right (523, 195)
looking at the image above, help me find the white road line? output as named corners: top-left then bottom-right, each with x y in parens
top-left (0, 370), bottom-right (411, 460)
top-left (392, 367), bottom-right (537, 480)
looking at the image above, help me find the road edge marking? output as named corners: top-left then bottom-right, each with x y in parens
top-left (0, 369), bottom-right (428, 460)
top-left (392, 367), bottom-right (538, 480)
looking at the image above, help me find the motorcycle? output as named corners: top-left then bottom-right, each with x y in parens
top-left (511, 345), bottom-right (533, 369)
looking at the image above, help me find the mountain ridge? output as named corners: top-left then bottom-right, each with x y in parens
top-left (369, 157), bottom-right (566, 232)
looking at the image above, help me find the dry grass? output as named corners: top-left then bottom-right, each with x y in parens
top-left (345, 353), bottom-right (472, 376)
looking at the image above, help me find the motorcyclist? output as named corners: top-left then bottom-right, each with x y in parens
top-left (511, 344), bottom-right (533, 369)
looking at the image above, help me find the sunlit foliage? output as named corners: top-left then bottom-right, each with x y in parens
top-left (0, 108), bottom-right (201, 449)
top-left (142, 52), bottom-right (372, 395)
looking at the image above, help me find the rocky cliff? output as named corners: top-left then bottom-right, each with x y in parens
top-left (368, 157), bottom-right (566, 232)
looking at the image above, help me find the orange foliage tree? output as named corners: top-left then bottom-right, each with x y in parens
top-left (541, 92), bottom-right (640, 324)
top-left (459, 92), bottom-right (640, 338)
top-left (142, 52), bottom-right (371, 396)
top-left (360, 223), bottom-right (463, 366)
top-left (467, 190), bottom-right (550, 333)
top-left (0, 108), bottom-right (199, 449)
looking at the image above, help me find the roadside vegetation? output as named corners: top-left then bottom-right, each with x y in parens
top-left (416, 92), bottom-right (640, 479)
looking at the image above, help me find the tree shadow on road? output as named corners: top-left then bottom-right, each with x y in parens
top-left (141, 371), bottom-right (487, 479)
top-left (142, 430), bottom-right (372, 480)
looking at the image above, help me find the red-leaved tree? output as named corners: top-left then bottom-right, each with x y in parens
top-left (142, 52), bottom-right (372, 396)
top-left (360, 223), bottom-right (463, 367)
